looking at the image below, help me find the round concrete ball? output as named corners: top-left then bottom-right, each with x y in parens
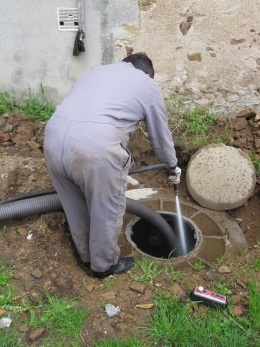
top-left (186, 144), bottom-right (256, 211)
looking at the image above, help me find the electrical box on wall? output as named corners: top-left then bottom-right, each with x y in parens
top-left (57, 8), bottom-right (79, 31)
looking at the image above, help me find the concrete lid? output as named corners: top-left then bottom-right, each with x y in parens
top-left (186, 144), bottom-right (256, 211)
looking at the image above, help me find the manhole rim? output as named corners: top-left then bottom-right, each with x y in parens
top-left (124, 188), bottom-right (247, 268)
top-left (125, 211), bottom-right (203, 262)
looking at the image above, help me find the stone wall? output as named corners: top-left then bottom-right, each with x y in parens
top-left (141, 0), bottom-right (260, 115)
top-left (115, 0), bottom-right (260, 115)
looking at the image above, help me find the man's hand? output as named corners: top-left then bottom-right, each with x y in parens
top-left (169, 167), bottom-right (181, 185)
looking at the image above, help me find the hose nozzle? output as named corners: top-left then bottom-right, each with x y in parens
top-left (174, 184), bottom-right (178, 196)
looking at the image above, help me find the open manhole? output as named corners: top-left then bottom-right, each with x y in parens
top-left (129, 212), bottom-right (200, 258)
top-left (121, 188), bottom-right (248, 269)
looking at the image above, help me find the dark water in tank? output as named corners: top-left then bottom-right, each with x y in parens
top-left (131, 213), bottom-right (196, 258)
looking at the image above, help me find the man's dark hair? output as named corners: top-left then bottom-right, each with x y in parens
top-left (122, 52), bottom-right (154, 78)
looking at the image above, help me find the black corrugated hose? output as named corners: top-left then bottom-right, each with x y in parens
top-left (0, 164), bottom-right (175, 251)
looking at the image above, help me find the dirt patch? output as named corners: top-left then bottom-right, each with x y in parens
top-left (1, 110), bottom-right (260, 345)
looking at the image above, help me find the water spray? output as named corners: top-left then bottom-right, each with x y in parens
top-left (169, 170), bottom-right (188, 255)
top-left (173, 184), bottom-right (178, 196)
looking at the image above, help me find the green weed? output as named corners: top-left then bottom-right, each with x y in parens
top-left (0, 330), bottom-right (23, 347)
top-left (94, 336), bottom-right (145, 347)
top-left (129, 256), bottom-right (163, 285)
top-left (0, 263), bottom-right (38, 312)
top-left (169, 269), bottom-right (183, 283)
top-left (248, 152), bottom-right (260, 176)
top-left (166, 103), bottom-right (230, 151)
top-left (248, 281), bottom-right (260, 331)
top-left (252, 258), bottom-right (260, 271)
top-left (171, 106), bottom-right (216, 142)
top-left (104, 277), bottom-right (117, 288)
top-left (0, 91), bottom-right (16, 114)
top-left (0, 263), bottom-right (88, 346)
top-left (187, 282), bottom-right (196, 294)
top-left (0, 263), bottom-right (14, 285)
top-left (0, 285), bottom-right (41, 313)
top-left (0, 104), bottom-right (11, 114)
top-left (185, 107), bottom-right (215, 133)
top-left (0, 84), bottom-right (55, 122)
top-left (143, 292), bottom-right (256, 346)
top-left (214, 279), bottom-right (233, 295)
top-left (211, 129), bottom-right (230, 145)
top-left (0, 225), bottom-right (7, 236)
top-left (163, 259), bottom-right (183, 283)
top-left (28, 291), bottom-right (89, 346)
top-left (215, 253), bottom-right (225, 265)
top-left (188, 260), bottom-right (205, 271)
top-left (19, 83), bottom-right (55, 122)
top-left (165, 100), bottom-right (184, 125)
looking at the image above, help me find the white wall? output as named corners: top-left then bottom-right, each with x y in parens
top-left (0, 0), bottom-right (102, 103)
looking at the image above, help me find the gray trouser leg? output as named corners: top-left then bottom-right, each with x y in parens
top-left (46, 167), bottom-right (91, 263)
top-left (44, 118), bottom-right (132, 272)
top-left (84, 162), bottom-right (128, 272)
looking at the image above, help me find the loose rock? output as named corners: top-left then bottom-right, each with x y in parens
top-left (105, 304), bottom-right (120, 317)
top-left (144, 289), bottom-right (153, 301)
top-left (231, 118), bottom-right (248, 131)
top-left (130, 282), bottom-right (146, 294)
top-left (29, 327), bottom-right (45, 341)
top-left (0, 317), bottom-right (12, 329)
top-left (19, 324), bottom-right (29, 332)
top-left (236, 279), bottom-right (247, 290)
top-left (235, 108), bottom-right (256, 119)
top-left (233, 306), bottom-right (243, 316)
top-left (218, 266), bottom-right (231, 274)
top-left (31, 268), bottom-right (43, 279)
top-left (171, 283), bottom-right (186, 300)
top-left (16, 228), bottom-right (27, 236)
top-left (43, 280), bottom-right (52, 289)
top-left (255, 112), bottom-right (260, 121)
top-left (0, 134), bottom-right (10, 142)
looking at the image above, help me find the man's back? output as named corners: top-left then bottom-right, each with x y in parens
top-left (53, 62), bottom-right (160, 125)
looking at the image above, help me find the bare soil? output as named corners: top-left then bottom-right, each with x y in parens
top-left (0, 110), bottom-right (260, 345)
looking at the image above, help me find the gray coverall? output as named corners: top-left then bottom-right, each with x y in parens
top-left (43, 62), bottom-right (177, 272)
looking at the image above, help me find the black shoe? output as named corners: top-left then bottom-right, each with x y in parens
top-left (93, 257), bottom-right (135, 278)
top-left (84, 262), bottom-right (91, 269)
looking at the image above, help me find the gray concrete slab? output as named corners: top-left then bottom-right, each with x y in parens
top-left (186, 144), bottom-right (256, 211)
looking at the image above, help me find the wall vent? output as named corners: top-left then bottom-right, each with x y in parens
top-left (57, 8), bottom-right (79, 31)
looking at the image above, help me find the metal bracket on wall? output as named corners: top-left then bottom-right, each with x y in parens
top-left (77, 0), bottom-right (85, 33)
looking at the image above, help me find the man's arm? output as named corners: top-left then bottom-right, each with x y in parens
top-left (144, 88), bottom-right (178, 168)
